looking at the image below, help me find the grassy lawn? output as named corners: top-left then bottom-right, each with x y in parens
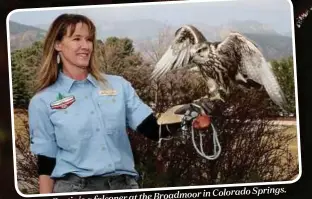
top-left (285, 125), bottom-right (299, 158)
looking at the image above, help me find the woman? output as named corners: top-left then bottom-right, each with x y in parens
top-left (28, 13), bottom-right (210, 194)
top-left (28, 13), bottom-right (200, 194)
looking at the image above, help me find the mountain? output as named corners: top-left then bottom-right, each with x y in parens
top-left (243, 33), bottom-right (293, 61)
top-left (9, 21), bottom-right (46, 52)
top-left (34, 24), bottom-right (51, 31)
top-left (282, 31), bottom-right (293, 37)
top-left (225, 20), bottom-right (279, 35)
top-left (97, 19), bottom-right (170, 41)
top-left (8, 19), bottom-right (293, 61)
top-left (133, 20), bottom-right (293, 61)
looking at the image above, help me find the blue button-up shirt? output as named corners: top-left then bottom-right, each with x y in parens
top-left (28, 71), bottom-right (153, 179)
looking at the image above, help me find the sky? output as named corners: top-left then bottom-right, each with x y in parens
top-left (7, 0), bottom-right (293, 34)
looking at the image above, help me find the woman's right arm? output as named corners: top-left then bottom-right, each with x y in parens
top-left (37, 155), bottom-right (56, 193)
top-left (28, 96), bottom-right (58, 193)
top-left (39, 175), bottom-right (54, 193)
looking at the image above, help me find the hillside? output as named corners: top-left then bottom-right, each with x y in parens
top-left (8, 20), bottom-right (293, 61)
top-left (243, 33), bottom-right (293, 61)
top-left (9, 21), bottom-right (46, 52)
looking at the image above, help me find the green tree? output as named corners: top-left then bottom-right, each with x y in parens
top-left (99, 37), bottom-right (142, 74)
top-left (11, 41), bottom-right (43, 108)
top-left (271, 56), bottom-right (296, 114)
top-left (98, 37), bottom-right (154, 103)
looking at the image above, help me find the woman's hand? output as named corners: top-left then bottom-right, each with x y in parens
top-left (39, 175), bottom-right (54, 193)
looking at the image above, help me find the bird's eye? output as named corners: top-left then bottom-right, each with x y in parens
top-left (197, 47), bottom-right (208, 54)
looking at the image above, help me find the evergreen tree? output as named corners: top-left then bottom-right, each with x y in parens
top-left (271, 56), bottom-right (296, 115)
top-left (11, 41), bottom-right (43, 108)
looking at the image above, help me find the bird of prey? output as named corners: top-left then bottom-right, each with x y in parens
top-left (150, 25), bottom-right (287, 111)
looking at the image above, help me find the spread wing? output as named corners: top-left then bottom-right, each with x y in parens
top-left (150, 25), bottom-right (207, 81)
top-left (216, 32), bottom-right (287, 110)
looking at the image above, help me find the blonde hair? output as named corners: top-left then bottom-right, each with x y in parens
top-left (35, 13), bottom-right (105, 93)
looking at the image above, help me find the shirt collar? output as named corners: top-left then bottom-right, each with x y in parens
top-left (86, 73), bottom-right (99, 88)
top-left (57, 71), bottom-right (98, 92)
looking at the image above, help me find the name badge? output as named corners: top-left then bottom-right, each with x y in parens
top-left (99, 90), bottom-right (117, 96)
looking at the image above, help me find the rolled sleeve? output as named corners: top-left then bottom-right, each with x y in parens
top-left (28, 95), bottom-right (57, 158)
top-left (123, 78), bottom-right (153, 131)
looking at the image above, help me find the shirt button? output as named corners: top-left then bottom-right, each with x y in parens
top-left (101, 146), bottom-right (105, 151)
top-left (108, 164), bottom-right (112, 168)
top-left (96, 128), bottom-right (100, 132)
top-left (90, 111), bottom-right (94, 114)
top-left (85, 96), bottom-right (88, 99)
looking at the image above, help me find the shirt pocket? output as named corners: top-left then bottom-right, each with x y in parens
top-left (50, 106), bottom-right (92, 151)
top-left (96, 95), bottom-right (126, 133)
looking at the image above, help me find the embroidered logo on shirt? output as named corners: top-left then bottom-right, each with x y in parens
top-left (50, 93), bottom-right (75, 109)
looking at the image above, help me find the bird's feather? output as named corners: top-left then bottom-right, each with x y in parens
top-left (150, 25), bottom-right (207, 80)
top-left (216, 32), bottom-right (287, 109)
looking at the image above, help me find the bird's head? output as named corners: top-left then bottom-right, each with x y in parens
top-left (191, 43), bottom-right (211, 64)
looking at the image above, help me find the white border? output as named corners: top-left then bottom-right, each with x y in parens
top-left (6, 0), bottom-right (301, 198)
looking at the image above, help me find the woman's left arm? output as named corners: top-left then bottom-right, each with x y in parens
top-left (122, 77), bottom-right (178, 141)
top-left (136, 113), bottom-right (179, 141)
